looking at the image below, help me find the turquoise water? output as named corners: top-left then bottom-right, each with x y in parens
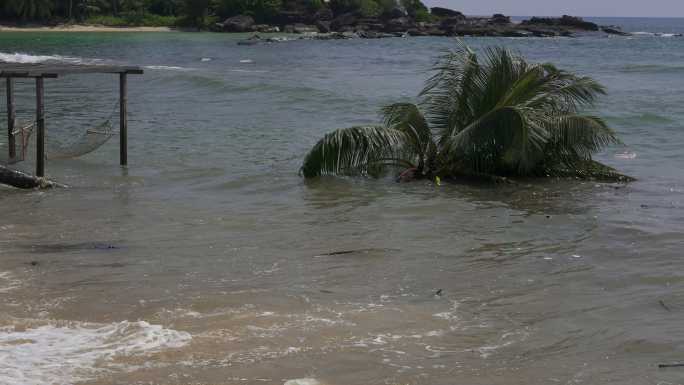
top-left (1, 19), bottom-right (684, 385)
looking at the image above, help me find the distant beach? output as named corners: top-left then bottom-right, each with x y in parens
top-left (0, 24), bottom-right (173, 32)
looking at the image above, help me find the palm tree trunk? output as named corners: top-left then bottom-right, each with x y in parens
top-left (0, 165), bottom-right (54, 189)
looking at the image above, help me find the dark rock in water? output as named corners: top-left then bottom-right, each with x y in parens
top-left (30, 261), bottom-right (39, 266)
top-left (522, 15), bottom-right (599, 31)
top-left (237, 34), bottom-right (264, 45)
top-left (291, 23), bottom-right (318, 33)
top-left (407, 28), bottom-right (428, 36)
top-left (358, 30), bottom-right (394, 39)
top-left (430, 7), bottom-right (464, 18)
top-left (602, 27), bottom-right (630, 36)
top-left (221, 15), bottom-right (255, 32)
top-left (254, 24), bottom-right (280, 33)
top-left (427, 28), bottom-right (447, 36)
top-left (310, 32), bottom-right (354, 40)
top-left (500, 30), bottom-right (530, 37)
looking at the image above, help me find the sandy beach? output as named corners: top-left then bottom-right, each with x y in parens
top-left (0, 24), bottom-right (173, 32)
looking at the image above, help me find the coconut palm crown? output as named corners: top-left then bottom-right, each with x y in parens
top-left (301, 43), bottom-right (632, 182)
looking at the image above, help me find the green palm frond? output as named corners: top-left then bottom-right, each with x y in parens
top-left (301, 42), bottom-right (631, 182)
top-left (300, 126), bottom-right (416, 178)
top-left (420, 42), bottom-right (481, 140)
top-left (380, 102), bottom-right (437, 172)
top-left (547, 115), bottom-right (619, 162)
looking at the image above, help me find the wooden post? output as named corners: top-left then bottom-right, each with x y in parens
top-left (36, 77), bottom-right (45, 177)
top-left (6, 78), bottom-right (16, 160)
top-left (119, 72), bottom-right (127, 166)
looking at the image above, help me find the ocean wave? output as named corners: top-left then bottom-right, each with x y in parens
top-left (0, 52), bottom-right (100, 65)
top-left (0, 320), bottom-right (191, 385)
top-left (631, 32), bottom-right (683, 38)
top-left (0, 271), bottom-right (20, 293)
top-left (606, 112), bottom-right (675, 125)
top-left (617, 63), bottom-right (684, 74)
top-left (144, 65), bottom-right (193, 71)
top-left (229, 69), bottom-right (269, 73)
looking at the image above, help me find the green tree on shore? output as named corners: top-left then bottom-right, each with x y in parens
top-left (4, 0), bottom-right (53, 20)
top-left (301, 43), bottom-right (631, 182)
top-left (215, 0), bottom-right (282, 22)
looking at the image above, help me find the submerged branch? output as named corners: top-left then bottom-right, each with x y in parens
top-left (0, 165), bottom-right (63, 189)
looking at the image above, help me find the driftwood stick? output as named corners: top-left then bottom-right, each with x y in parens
top-left (0, 165), bottom-right (62, 189)
top-left (658, 363), bottom-right (684, 368)
top-left (659, 300), bottom-right (672, 312)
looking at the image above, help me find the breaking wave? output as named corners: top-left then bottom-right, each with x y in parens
top-left (0, 271), bottom-right (20, 293)
top-left (617, 63), bottom-right (684, 74)
top-left (0, 52), bottom-right (101, 65)
top-left (144, 65), bottom-right (193, 71)
top-left (0, 320), bottom-right (191, 385)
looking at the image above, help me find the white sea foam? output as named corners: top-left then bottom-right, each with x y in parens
top-left (0, 320), bottom-right (191, 385)
top-left (615, 152), bottom-right (637, 160)
top-left (632, 32), bottom-right (683, 38)
top-left (0, 52), bottom-right (99, 65)
top-left (144, 65), bottom-right (193, 71)
top-left (284, 379), bottom-right (322, 385)
top-left (0, 271), bottom-right (20, 293)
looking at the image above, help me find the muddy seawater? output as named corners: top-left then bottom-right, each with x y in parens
top-left (1, 17), bottom-right (684, 385)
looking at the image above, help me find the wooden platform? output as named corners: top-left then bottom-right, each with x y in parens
top-left (0, 63), bottom-right (143, 78)
top-left (2, 62), bottom-right (143, 178)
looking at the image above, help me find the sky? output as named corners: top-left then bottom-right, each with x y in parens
top-left (422, 0), bottom-right (684, 18)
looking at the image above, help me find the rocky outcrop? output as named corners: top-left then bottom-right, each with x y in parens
top-left (220, 15), bottom-right (255, 32)
top-left (602, 27), bottom-right (630, 36)
top-left (522, 15), bottom-right (599, 31)
top-left (430, 7), bottom-right (464, 18)
top-left (382, 6), bottom-right (407, 20)
top-left (315, 20), bottom-right (331, 33)
top-left (330, 13), bottom-right (357, 31)
top-left (254, 24), bottom-right (280, 33)
top-left (221, 3), bottom-right (626, 40)
top-left (490, 14), bottom-right (511, 24)
top-left (383, 17), bottom-right (415, 33)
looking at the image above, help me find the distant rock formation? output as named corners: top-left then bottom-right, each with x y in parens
top-left (521, 15), bottom-right (599, 31)
top-left (219, 15), bottom-right (255, 32)
top-left (219, 4), bottom-right (631, 40)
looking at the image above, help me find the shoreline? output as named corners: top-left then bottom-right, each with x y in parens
top-left (0, 24), bottom-right (174, 32)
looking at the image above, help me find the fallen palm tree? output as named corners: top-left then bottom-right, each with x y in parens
top-left (0, 165), bottom-right (61, 189)
top-left (301, 42), bottom-right (633, 183)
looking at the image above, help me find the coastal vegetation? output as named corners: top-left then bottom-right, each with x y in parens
top-left (0, 0), bottom-right (429, 27)
top-left (0, 0), bottom-right (622, 37)
top-left (301, 43), bottom-right (632, 183)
